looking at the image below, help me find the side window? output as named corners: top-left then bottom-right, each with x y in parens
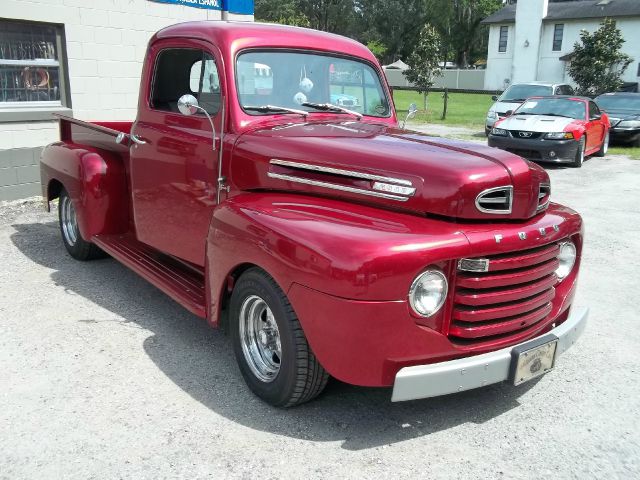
top-left (151, 48), bottom-right (220, 115)
top-left (589, 102), bottom-right (601, 119)
top-left (552, 24), bottom-right (564, 51)
top-left (498, 26), bottom-right (508, 53)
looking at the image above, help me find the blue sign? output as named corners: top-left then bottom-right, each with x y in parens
top-left (222, 0), bottom-right (254, 14)
top-left (151, 0), bottom-right (222, 11)
top-left (150, 0), bottom-right (254, 14)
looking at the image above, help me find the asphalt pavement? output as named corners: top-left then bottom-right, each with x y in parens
top-left (1, 153), bottom-right (639, 479)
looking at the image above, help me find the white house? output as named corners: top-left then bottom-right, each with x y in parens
top-left (0, 0), bottom-right (253, 201)
top-left (482, 0), bottom-right (640, 91)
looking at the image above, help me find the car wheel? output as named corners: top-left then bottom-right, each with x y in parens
top-left (595, 131), bottom-right (609, 157)
top-left (230, 268), bottom-right (329, 407)
top-left (58, 189), bottom-right (105, 261)
top-left (570, 136), bottom-right (586, 168)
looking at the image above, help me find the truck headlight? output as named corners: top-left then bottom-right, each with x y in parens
top-left (409, 270), bottom-right (448, 317)
top-left (545, 132), bottom-right (574, 140)
top-left (487, 111), bottom-right (497, 120)
top-left (491, 128), bottom-right (507, 136)
top-left (556, 241), bottom-right (577, 280)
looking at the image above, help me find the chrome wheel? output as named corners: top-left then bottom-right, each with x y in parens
top-left (239, 295), bottom-right (282, 382)
top-left (602, 132), bottom-right (609, 154)
top-left (60, 194), bottom-right (78, 246)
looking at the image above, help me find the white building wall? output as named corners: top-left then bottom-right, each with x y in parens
top-left (0, 0), bottom-right (251, 200)
top-left (537, 18), bottom-right (640, 85)
top-left (484, 23), bottom-right (515, 90)
top-left (511, 0), bottom-right (547, 84)
top-left (485, 16), bottom-right (640, 91)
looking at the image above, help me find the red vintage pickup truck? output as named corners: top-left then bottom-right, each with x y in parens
top-left (40, 22), bottom-right (587, 407)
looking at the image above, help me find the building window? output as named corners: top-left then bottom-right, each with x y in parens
top-left (498, 26), bottom-right (509, 53)
top-left (552, 24), bottom-right (564, 51)
top-left (0, 19), bottom-right (68, 108)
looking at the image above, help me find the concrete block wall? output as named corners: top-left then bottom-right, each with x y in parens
top-left (0, 0), bottom-right (252, 200)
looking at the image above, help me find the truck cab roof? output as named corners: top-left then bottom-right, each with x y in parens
top-left (154, 21), bottom-right (375, 62)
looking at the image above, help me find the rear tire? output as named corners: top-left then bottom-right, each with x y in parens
top-left (230, 268), bottom-right (329, 407)
top-left (58, 189), bottom-right (105, 261)
top-left (570, 137), bottom-right (586, 168)
top-left (595, 131), bottom-right (609, 157)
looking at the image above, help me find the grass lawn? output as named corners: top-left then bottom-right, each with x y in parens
top-left (609, 146), bottom-right (640, 159)
top-left (392, 90), bottom-right (493, 130)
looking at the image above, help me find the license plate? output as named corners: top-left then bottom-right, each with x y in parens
top-left (510, 336), bottom-right (558, 386)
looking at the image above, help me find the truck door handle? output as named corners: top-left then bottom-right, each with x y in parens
top-left (130, 134), bottom-right (147, 145)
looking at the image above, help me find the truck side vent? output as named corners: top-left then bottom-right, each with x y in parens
top-left (537, 183), bottom-right (551, 212)
top-left (475, 186), bottom-right (513, 214)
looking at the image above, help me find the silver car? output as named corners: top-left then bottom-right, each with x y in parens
top-left (485, 82), bottom-right (574, 135)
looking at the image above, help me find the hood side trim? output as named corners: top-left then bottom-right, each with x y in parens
top-left (267, 172), bottom-right (411, 202)
top-left (270, 159), bottom-right (414, 186)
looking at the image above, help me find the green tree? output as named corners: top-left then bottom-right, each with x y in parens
top-left (568, 19), bottom-right (633, 96)
top-left (430, 0), bottom-right (502, 67)
top-left (254, 0), bottom-right (311, 27)
top-left (366, 40), bottom-right (387, 62)
top-left (404, 24), bottom-right (443, 110)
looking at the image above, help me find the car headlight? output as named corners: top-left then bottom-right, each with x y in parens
top-left (491, 128), bottom-right (508, 136)
top-left (409, 270), bottom-right (448, 317)
top-left (545, 132), bottom-right (574, 140)
top-left (617, 120), bottom-right (640, 128)
top-left (487, 111), bottom-right (497, 120)
top-left (556, 241), bottom-right (577, 280)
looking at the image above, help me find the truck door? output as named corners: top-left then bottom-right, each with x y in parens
top-left (129, 41), bottom-right (223, 266)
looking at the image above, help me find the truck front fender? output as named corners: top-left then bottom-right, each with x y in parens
top-left (205, 192), bottom-right (470, 327)
top-left (41, 142), bottom-right (129, 240)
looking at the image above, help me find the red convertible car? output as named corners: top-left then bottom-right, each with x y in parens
top-left (488, 96), bottom-right (610, 167)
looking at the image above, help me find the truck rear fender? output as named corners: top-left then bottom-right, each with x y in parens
top-left (41, 142), bottom-right (129, 240)
top-left (205, 192), bottom-right (471, 328)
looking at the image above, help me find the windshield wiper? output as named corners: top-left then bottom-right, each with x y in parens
top-left (504, 98), bottom-right (527, 102)
top-left (244, 105), bottom-right (308, 117)
top-left (301, 102), bottom-right (363, 119)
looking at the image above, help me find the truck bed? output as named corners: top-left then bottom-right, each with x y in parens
top-left (56, 114), bottom-right (133, 153)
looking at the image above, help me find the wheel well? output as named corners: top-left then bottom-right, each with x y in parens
top-left (48, 179), bottom-right (63, 201)
top-left (218, 262), bottom-right (261, 333)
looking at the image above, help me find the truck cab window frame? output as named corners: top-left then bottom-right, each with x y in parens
top-left (150, 47), bottom-right (221, 116)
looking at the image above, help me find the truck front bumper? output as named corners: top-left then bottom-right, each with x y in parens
top-left (391, 306), bottom-right (588, 402)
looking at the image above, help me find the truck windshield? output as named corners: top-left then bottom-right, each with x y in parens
top-left (236, 50), bottom-right (391, 118)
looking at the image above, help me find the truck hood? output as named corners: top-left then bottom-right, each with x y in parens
top-left (231, 121), bottom-right (550, 220)
top-left (496, 114), bottom-right (581, 133)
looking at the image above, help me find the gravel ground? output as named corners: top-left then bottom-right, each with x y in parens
top-left (1, 152), bottom-right (639, 479)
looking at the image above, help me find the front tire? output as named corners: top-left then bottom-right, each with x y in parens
top-left (595, 131), bottom-right (609, 157)
top-left (570, 136), bottom-right (586, 168)
top-left (230, 268), bottom-right (329, 407)
top-left (58, 189), bottom-right (105, 261)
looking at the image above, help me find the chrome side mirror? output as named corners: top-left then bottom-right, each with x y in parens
top-left (402, 102), bottom-right (418, 129)
top-left (178, 94), bottom-right (200, 116)
top-left (177, 94), bottom-right (216, 152)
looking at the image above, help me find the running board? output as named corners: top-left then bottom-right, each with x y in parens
top-left (92, 234), bottom-right (206, 318)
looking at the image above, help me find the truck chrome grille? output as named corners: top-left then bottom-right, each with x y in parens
top-left (475, 186), bottom-right (513, 214)
top-left (450, 242), bottom-right (560, 343)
